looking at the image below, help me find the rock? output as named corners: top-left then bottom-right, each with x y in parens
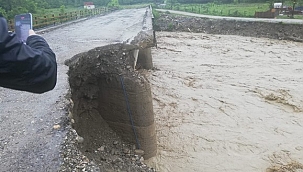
top-left (149, 168), bottom-right (156, 172)
top-left (82, 157), bottom-right (89, 164)
top-left (136, 160), bottom-right (142, 166)
top-left (123, 148), bottom-right (130, 154)
top-left (76, 165), bottom-right (85, 169)
top-left (113, 141), bottom-right (118, 145)
top-left (114, 158), bottom-right (123, 163)
top-left (134, 149), bottom-right (144, 156)
top-left (111, 149), bottom-right (116, 155)
top-left (76, 136), bottom-right (84, 143)
top-left (115, 150), bottom-right (120, 155)
top-left (132, 144), bottom-right (136, 150)
top-left (68, 111), bottom-right (73, 119)
top-left (97, 146), bottom-right (105, 152)
top-left (53, 124), bottom-right (61, 130)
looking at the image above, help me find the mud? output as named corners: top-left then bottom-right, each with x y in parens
top-left (154, 13), bottom-right (303, 42)
top-left (145, 32), bottom-right (303, 172)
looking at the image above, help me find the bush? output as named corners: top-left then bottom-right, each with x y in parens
top-left (168, 22), bottom-right (174, 31)
top-left (60, 5), bottom-right (65, 14)
top-left (107, 0), bottom-right (120, 7)
top-left (152, 9), bottom-right (160, 19)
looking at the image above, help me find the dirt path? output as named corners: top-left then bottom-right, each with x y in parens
top-left (146, 32), bottom-right (303, 172)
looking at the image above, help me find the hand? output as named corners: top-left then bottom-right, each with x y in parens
top-left (29, 29), bottom-right (36, 36)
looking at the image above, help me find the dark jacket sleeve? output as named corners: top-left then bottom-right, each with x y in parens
top-left (0, 16), bottom-right (57, 94)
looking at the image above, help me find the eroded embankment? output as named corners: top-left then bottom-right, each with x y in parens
top-left (64, 43), bottom-right (156, 171)
top-left (154, 13), bottom-right (303, 42)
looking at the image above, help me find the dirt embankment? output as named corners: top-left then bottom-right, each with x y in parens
top-left (154, 13), bottom-right (303, 42)
top-left (63, 43), bottom-right (156, 172)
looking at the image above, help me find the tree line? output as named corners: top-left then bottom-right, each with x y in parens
top-left (0, 0), bottom-right (301, 19)
top-left (0, 0), bottom-right (153, 19)
top-left (167, 0), bottom-right (301, 6)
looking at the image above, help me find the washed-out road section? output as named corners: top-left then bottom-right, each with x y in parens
top-left (0, 8), bottom-right (148, 171)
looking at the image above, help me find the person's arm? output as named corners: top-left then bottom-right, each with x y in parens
top-left (0, 16), bottom-right (57, 93)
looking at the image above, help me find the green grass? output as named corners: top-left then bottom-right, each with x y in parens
top-left (34, 4), bottom-right (150, 17)
top-left (120, 3), bottom-right (151, 9)
top-left (152, 8), bottom-right (160, 19)
top-left (35, 7), bottom-right (82, 17)
top-left (162, 3), bottom-right (270, 18)
top-left (160, 3), bottom-right (303, 19)
top-left (276, 14), bottom-right (303, 19)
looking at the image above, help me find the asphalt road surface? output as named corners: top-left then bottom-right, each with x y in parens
top-left (0, 8), bottom-right (146, 171)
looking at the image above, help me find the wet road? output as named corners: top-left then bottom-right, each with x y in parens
top-left (0, 8), bottom-right (147, 171)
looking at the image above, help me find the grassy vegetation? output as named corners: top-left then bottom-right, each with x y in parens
top-left (152, 7), bottom-right (160, 19)
top-left (159, 2), bottom-right (303, 19)
top-left (33, 3), bottom-right (150, 18)
top-left (120, 3), bottom-right (151, 9)
top-left (276, 14), bottom-right (303, 19)
top-left (7, 6), bottom-right (109, 30)
top-left (162, 3), bottom-right (268, 17)
top-left (34, 6), bottom-right (84, 17)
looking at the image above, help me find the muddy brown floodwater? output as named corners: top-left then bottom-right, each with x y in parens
top-left (145, 32), bottom-right (303, 172)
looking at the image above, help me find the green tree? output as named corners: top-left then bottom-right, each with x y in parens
top-left (268, 0), bottom-right (274, 9)
top-left (60, 5), bottom-right (66, 14)
top-left (0, 7), bottom-right (7, 17)
top-left (107, 0), bottom-right (120, 7)
top-left (169, 0), bottom-right (177, 9)
top-left (0, 0), bottom-right (42, 19)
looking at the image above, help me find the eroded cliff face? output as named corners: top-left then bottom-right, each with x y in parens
top-left (65, 43), bottom-right (157, 161)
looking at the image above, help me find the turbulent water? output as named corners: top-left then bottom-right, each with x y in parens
top-left (146, 32), bottom-right (303, 172)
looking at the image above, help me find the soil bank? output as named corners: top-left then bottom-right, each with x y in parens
top-left (154, 13), bottom-right (303, 42)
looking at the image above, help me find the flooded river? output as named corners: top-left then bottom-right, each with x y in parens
top-left (146, 32), bottom-right (303, 172)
